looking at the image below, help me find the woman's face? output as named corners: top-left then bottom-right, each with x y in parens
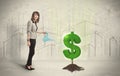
top-left (34, 13), bottom-right (39, 21)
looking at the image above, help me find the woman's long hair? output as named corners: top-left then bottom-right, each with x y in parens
top-left (31, 11), bottom-right (40, 23)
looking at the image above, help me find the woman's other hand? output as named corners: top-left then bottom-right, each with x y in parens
top-left (27, 41), bottom-right (31, 46)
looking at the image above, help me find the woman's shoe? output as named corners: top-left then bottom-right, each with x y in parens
top-left (30, 66), bottom-right (35, 70)
top-left (25, 65), bottom-right (32, 70)
top-left (30, 67), bottom-right (35, 70)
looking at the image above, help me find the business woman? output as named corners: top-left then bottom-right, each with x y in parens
top-left (25, 11), bottom-right (46, 70)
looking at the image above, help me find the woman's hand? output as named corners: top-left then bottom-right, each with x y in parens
top-left (27, 41), bottom-right (31, 46)
top-left (42, 32), bottom-right (47, 34)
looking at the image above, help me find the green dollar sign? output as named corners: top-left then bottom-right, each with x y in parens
top-left (63, 32), bottom-right (81, 60)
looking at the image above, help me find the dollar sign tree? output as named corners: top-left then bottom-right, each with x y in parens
top-left (63, 32), bottom-right (84, 72)
top-left (63, 32), bottom-right (81, 64)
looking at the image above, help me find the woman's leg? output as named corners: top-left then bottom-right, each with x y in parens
top-left (26, 39), bottom-right (36, 66)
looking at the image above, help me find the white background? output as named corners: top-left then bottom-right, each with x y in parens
top-left (0, 0), bottom-right (120, 76)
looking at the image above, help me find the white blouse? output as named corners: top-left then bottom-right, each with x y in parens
top-left (27, 20), bottom-right (38, 39)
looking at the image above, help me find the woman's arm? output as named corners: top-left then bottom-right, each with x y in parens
top-left (27, 21), bottom-right (32, 46)
top-left (37, 31), bottom-right (46, 34)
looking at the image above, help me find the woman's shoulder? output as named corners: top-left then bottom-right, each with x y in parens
top-left (27, 20), bottom-right (33, 25)
top-left (28, 20), bottom-right (32, 23)
top-left (27, 20), bottom-right (33, 26)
